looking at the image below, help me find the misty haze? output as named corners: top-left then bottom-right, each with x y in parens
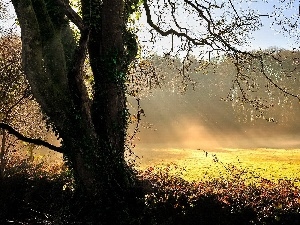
top-left (131, 54), bottom-right (300, 152)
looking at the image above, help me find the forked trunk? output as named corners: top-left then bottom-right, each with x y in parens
top-left (11, 0), bottom-right (138, 222)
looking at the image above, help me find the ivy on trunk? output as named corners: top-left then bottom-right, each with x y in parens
top-left (10, 0), bottom-right (139, 223)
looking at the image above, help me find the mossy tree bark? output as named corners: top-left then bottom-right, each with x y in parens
top-left (11, 0), bottom-right (138, 222)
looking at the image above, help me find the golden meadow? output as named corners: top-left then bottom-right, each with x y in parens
top-left (135, 148), bottom-right (300, 185)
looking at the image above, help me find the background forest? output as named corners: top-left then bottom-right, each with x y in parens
top-left (131, 51), bottom-right (300, 149)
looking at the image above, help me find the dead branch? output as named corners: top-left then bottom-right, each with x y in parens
top-left (0, 123), bottom-right (63, 153)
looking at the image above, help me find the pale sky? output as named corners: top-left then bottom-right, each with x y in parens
top-left (1, 0), bottom-right (299, 51)
top-left (137, 0), bottom-right (299, 56)
top-left (248, 0), bottom-right (299, 49)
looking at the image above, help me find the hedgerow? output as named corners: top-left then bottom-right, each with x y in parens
top-left (139, 163), bottom-right (300, 225)
top-left (0, 154), bottom-right (299, 224)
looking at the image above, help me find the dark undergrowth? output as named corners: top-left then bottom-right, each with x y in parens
top-left (139, 164), bottom-right (300, 225)
top-left (0, 157), bottom-right (299, 224)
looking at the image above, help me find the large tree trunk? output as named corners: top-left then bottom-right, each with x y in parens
top-left (11, 0), bottom-right (138, 223)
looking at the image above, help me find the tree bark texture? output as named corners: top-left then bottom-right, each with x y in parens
top-left (11, 0), bottom-right (138, 222)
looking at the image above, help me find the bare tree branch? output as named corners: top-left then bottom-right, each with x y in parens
top-left (143, 0), bottom-right (209, 46)
top-left (55, 0), bottom-right (86, 31)
top-left (144, 0), bottom-right (248, 54)
top-left (143, 0), bottom-right (300, 115)
top-left (4, 87), bottom-right (31, 118)
top-left (228, 0), bottom-right (241, 20)
top-left (258, 55), bottom-right (300, 101)
top-left (0, 123), bottom-right (63, 153)
top-left (183, 0), bottom-right (243, 53)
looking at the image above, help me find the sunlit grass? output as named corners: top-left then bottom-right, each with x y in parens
top-left (135, 148), bottom-right (300, 185)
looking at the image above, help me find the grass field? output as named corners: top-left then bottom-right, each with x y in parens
top-left (134, 147), bottom-right (300, 185)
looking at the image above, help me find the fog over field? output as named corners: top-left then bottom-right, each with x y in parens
top-left (132, 80), bottom-right (300, 150)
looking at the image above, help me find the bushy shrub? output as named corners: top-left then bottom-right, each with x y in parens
top-left (0, 153), bottom-right (75, 224)
top-left (138, 163), bottom-right (300, 225)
